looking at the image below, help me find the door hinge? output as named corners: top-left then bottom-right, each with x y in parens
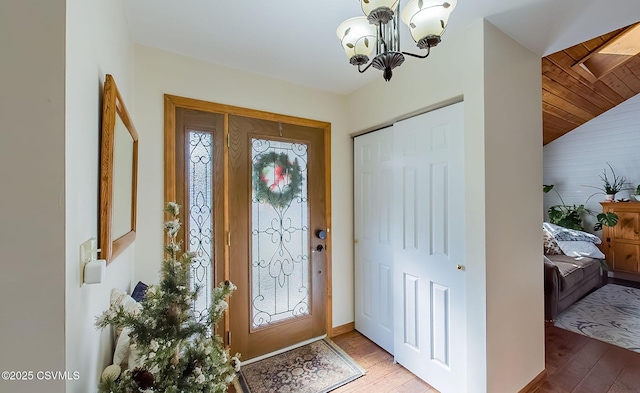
top-left (227, 331), bottom-right (231, 346)
top-left (227, 231), bottom-right (231, 247)
top-left (226, 134), bottom-right (230, 148)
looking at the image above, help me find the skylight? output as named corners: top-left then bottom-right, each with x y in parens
top-left (572, 23), bottom-right (640, 81)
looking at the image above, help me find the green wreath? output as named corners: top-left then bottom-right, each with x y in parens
top-left (253, 152), bottom-right (303, 209)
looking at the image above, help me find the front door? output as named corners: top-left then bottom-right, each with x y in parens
top-left (228, 115), bottom-right (327, 360)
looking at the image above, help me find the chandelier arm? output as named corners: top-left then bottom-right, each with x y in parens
top-left (357, 62), bottom-right (374, 74)
top-left (401, 46), bottom-right (431, 59)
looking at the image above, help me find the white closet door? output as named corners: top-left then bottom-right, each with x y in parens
top-left (393, 102), bottom-right (467, 393)
top-left (353, 127), bottom-right (395, 354)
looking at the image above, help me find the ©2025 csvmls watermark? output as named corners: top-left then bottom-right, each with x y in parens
top-left (2, 370), bottom-right (80, 381)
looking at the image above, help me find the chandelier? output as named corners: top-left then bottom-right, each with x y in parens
top-left (336, 0), bottom-right (457, 81)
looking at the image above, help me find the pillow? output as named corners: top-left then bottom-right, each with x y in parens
top-left (543, 230), bottom-right (563, 255)
top-left (108, 288), bottom-right (142, 369)
top-left (556, 240), bottom-right (605, 259)
top-left (113, 326), bottom-right (132, 366)
top-left (109, 287), bottom-right (128, 309)
top-left (543, 222), bottom-right (601, 244)
top-left (131, 281), bottom-right (148, 302)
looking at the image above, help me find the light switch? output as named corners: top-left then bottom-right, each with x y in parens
top-left (80, 238), bottom-right (96, 263)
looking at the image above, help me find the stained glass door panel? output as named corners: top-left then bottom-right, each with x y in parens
top-left (173, 108), bottom-right (225, 330)
top-left (228, 115), bottom-right (327, 360)
top-left (187, 130), bottom-right (214, 321)
top-left (251, 139), bottom-right (310, 329)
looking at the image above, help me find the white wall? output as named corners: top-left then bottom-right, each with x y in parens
top-left (65, 0), bottom-right (135, 391)
top-left (0, 2), bottom-right (67, 392)
top-left (132, 45), bottom-right (353, 327)
top-left (347, 20), bottom-right (543, 393)
top-left (483, 22), bottom-right (544, 392)
top-left (544, 93), bottom-right (640, 232)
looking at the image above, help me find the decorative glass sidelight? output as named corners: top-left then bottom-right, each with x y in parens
top-left (187, 130), bottom-right (214, 321)
top-left (251, 138), bottom-right (309, 329)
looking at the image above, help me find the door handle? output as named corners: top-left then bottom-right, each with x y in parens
top-left (314, 244), bottom-right (325, 274)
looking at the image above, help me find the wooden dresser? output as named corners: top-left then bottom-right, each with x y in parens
top-left (600, 201), bottom-right (640, 274)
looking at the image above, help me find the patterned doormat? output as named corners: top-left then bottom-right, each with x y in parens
top-left (555, 284), bottom-right (640, 352)
top-left (235, 339), bottom-right (366, 393)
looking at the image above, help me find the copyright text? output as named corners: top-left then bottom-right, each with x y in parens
top-left (1, 371), bottom-right (80, 381)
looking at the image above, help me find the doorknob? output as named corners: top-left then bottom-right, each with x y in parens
top-left (316, 230), bottom-right (327, 240)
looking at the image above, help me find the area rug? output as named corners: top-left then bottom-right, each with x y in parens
top-left (235, 339), bottom-right (366, 393)
top-left (554, 284), bottom-right (640, 352)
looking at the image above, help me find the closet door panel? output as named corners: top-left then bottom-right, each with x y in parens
top-left (393, 102), bottom-right (467, 393)
top-left (354, 127), bottom-right (395, 354)
top-left (354, 102), bottom-right (468, 393)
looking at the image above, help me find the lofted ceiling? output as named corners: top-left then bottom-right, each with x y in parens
top-left (124, 0), bottom-right (640, 95)
top-left (542, 23), bottom-right (640, 145)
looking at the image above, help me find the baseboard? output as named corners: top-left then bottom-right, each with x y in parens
top-left (331, 322), bottom-right (355, 337)
top-left (518, 369), bottom-right (547, 393)
top-left (609, 271), bottom-right (640, 283)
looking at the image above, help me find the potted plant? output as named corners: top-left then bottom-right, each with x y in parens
top-left (543, 184), bottom-right (618, 231)
top-left (634, 184), bottom-right (640, 201)
top-left (584, 163), bottom-right (628, 201)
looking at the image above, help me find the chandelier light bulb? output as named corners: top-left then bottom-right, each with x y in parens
top-left (402, 0), bottom-right (457, 48)
top-left (336, 17), bottom-right (377, 65)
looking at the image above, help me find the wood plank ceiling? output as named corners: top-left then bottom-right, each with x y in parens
top-left (542, 23), bottom-right (640, 145)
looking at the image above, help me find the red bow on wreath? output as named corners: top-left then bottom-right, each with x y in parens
top-left (262, 164), bottom-right (288, 191)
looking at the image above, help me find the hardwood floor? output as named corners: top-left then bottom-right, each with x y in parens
top-left (541, 280), bottom-right (640, 393)
top-left (542, 326), bottom-right (640, 393)
top-left (331, 331), bottom-right (436, 393)
top-left (230, 287), bottom-right (640, 393)
top-left (227, 330), bottom-right (436, 393)
top-left (332, 325), bottom-right (640, 393)
top-left (230, 327), bottom-right (640, 393)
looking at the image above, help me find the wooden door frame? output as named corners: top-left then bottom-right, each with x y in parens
top-left (163, 94), bottom-right (334, 344)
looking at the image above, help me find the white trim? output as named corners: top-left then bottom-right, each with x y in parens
top-left (240, 335), bottom-right (327, 365)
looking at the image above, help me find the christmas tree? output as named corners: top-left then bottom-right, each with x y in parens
top-left (96, 202), bottom-right (240, 393)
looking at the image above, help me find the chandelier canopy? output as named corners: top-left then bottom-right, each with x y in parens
top-left (337, 0), bottom-right (457, 81)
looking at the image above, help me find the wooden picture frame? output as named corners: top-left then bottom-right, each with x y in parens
top-left (99, 74), bottom-right (139, 264)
